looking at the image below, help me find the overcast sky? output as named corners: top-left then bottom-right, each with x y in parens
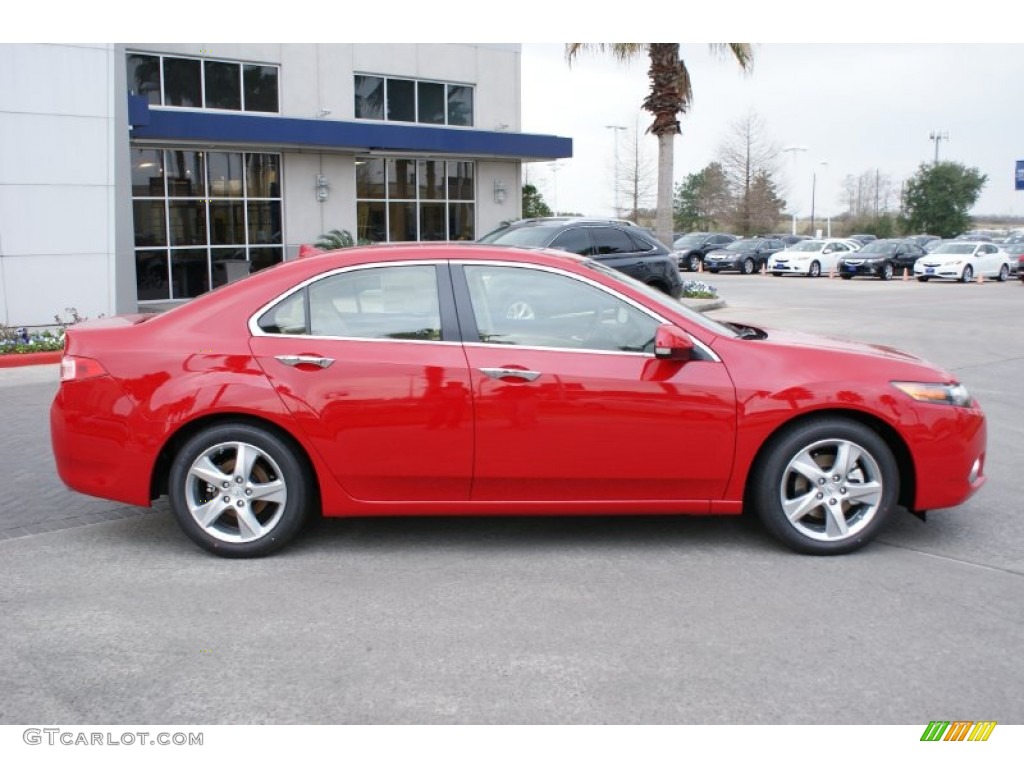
top-left (521, 43), bottom-right (1024, 221)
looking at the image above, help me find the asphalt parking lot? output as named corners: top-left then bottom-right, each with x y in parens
top-left (1, 273), bottom-right (1021, 725)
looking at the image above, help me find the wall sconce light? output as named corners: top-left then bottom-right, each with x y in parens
top-left (493, 179), bottom-right (506, 205)
top-left (316, 174), bottom-right (329, 202)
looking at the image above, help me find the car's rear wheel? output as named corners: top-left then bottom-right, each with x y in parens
top-left (168, 423), bottom-right (311, 558)
top-left (960, 265), bottom-right (973, 283)
top-left (808, 260), bottom-right (821, 278)
top-left (750, 418), bottom-right (898, 555)
top-left (742, 258), bottom-right (755, 275)
top-left (880, 263), bottom-right (893, 281)
top-left (997, 264), bottom-right (1009, 282)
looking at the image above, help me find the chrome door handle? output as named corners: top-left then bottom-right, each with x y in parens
top-left (275, 355), bottom-right (334, 369)
top-left (479, 367), bottom-right (541, 382)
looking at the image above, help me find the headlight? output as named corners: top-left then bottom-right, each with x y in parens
top-left (891, 381), bottom-right (973, 407)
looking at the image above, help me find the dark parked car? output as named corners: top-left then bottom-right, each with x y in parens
top-left (1000, 243), bottom-right (1024, 276)
top-left (479, 218), bottom-right (683, 298)
top-left (848, 234), bottom-right (878, 245)
top-left (672, 232), bottom-right (738, 272)
top-left (905, 234), bottom-right (941, 249)
top-left (703, 237), bottom-right (787, 274)
top-left (837, 239), bottom-right (928, 280)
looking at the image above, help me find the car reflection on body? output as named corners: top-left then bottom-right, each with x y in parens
top-left (51, 244), bottom-right (987, 558)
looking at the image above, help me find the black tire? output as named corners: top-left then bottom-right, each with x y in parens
top-left (960, 265), bottom-right (973, 283)
top-left (168, 423), bottom-right (312, 557)
top-left (742, 258), bottom-right (755, 275)
top-left (808, 260), bottom-right (821, 278)
top-left (997, 264), bottom-right (1009, 282)
top-left (749, 417), bottom-right (899, 555)
top-left (687, 254), bottom-right (701, 272)
top-left (917, 276), bottom-right (929, 282)
top-left (840, 274), bottom-right (853, 280)
top-left (880, 263), bottom-right (893, 281)
top-left (708, 269), bottom-right (720, 274)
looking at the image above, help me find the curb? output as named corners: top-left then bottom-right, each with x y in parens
top-left (0, 351), bottom-right (63, 369)
top-left (681, 298), bottom-right (726, 313)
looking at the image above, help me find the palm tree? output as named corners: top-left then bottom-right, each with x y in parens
top-left (566, 43), bottom-right (753, 248)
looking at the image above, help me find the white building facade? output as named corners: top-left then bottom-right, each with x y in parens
top-left (0, 43), bottom-right (571, 326)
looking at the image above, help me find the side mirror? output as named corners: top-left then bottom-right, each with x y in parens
top-left (654, 324), bottom-right (693, 361)
top-left (823, 247), bottom-right (833, 254)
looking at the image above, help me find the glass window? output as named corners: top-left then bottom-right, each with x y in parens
top-left (243, 64), bottom-right (279, 112)
top-left (389, 202), bottom-right (417, 241)
top-left (127, 54), bottom-right (161, 105)
top-left (132, 149), bottom-right (282, 302)
top-left (387, 79), bottom-right (415, 122)
top-left (418, 82), bottom-right (445, 124)
top-left (133, 201), bottom-right (166, 247)
top-left (162, 57), bottom-right (201, 107)
top-left (356, 158), bottom-right (385, 199)
top-left (549, 228), bottom-right (593, 256)
top-left (307, 266), bottom-right (440, 341)
top-left (204, 61), bottom-right (241, 110)
top-left (420, 203), bottom-right (446, 241)
top-left (246, 153), bottom-right (280, 198)
top-left (463, 265), bottom-right (658, 353)
top-left (354, 75), bottom-right (384, 120)
top-left (166, 150), bottom-right (206, 198)
top-left (591, 228), bottom-right (636, 255)
top-left (357, 201), bottom-right (387, 243)
top-left (447, 85), bottom-right (473, 126)
top-left (131, 148), bottom-right (164, 196)
top-left (449, 203), bottom-right (474, 241)
top-left (387, 159), bottom-right (417, 200)
top-left (207, 152), bottom-right (244, 197)
top-left (258, 290), bottom-right (306, 335)
top-left (447, 162), bottom-right (474, 200)
top-left (418, 160), bottom-right (445, 200)
top-left (626, 231), bottom-right (655, 252)
top-left (170, 248), bottom-right (210, 298)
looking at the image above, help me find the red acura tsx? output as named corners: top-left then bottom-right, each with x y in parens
top-left (51, 244), bottom-right (986, 557)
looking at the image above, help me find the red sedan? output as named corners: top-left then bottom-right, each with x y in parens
top-left (51, 244), bottom-right (987, 557)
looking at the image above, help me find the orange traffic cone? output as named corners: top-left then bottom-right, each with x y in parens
top-left (762, 263), bottom-right (768, 276)
top-left (977, 270), bottom-right (984, 284)
top-left (902, 267), bottom-right (909, 281)
top-left (828, 265), bottom-right (835, 279)
top-left (697, 259), bottom-right (703, 274)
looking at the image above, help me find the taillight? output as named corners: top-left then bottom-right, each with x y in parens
top-left (60, 355), bottom-right (108, 382)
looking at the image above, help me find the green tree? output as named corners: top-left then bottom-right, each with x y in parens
top-left (900, 162), bottom-right (987, 238)
top-left (674, 162), bottom-right (731, 231)
top-left (522, 183), bottom-right (552, 218)
top-left (744, 171), bottom-right (786, 235)
top-left (565, 43), bottom-right (753, 248)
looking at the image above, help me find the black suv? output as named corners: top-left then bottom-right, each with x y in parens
top-left (478, 218), bottom-right (683, 298)
top-left (837, 239), bottom-right (927, 280)
top-left (703, 237), bottom-right (787, 274)
top-left (672, 232), bottom-right (737, 272)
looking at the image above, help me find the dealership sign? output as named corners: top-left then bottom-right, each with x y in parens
top-left (1017, 160), bottom-right (1024, 191)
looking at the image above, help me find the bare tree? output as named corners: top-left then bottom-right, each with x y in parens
top-left (716, 111), bottom-right (782, 234)
top-left (615, 123), bottom-right (657, 222)
top-left (842, 170), bottom-right (895, 218)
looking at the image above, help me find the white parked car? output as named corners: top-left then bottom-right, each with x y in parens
top-left (913, 241), bottom-right (1012, 283)
top-left (768, 239), bottom-right (859, 277)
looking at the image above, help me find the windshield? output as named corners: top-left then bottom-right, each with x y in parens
top-left (478, 225), bottom-right (557, 247)
top-left (724, 239), bottom-right (759, 251)
top-left (582, 260), bottom-right (740, 338)
top-left (788, 241), bottom-right (824, 252)
top-left (933, 243), bottom-right (977, 255)
top-left (858, 242), bottom-right (897, 255)
top-left (673, 234), bottom-right (705, 248)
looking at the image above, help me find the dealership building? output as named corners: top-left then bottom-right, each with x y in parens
top-left (0, 43), bottom-right (572, 326)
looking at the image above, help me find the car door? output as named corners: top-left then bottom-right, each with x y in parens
top-left (453, 262), bottom-right (737, 504)
top-left (249, 262), bottom-right (474, 502)
top-left (979, 244), bottom-right (1000, 275)
top-left (588, 226), bottom-right (652, 282)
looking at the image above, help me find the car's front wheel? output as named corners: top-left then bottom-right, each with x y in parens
top-left (749, 418), bottom-right (899, 555)
top-left (742, 258), bottom-right (755, 275)
top-left (997, 264), bottom-right (1009, 282)
top-left (808, 260), bottom-right (821, 278)
top-left (687, 254), bottom-right (701, 272)
top-left (168, 423), bottom-right (312, 557)
top-left (880, 263), bottom-right (894, 281)
top-left (960, 265), bottom-right (974, 283)
top-left (917, 276), bottom-right (929, 282)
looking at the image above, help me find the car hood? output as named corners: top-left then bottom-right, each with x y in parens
top-left (727, 325), bottom-right (937, 367)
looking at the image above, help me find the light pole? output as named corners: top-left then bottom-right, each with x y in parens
top-left (929, 131), bottom-right (949, 164)
top-left (782, 145), bottom-right (808, 235)
top-left (811, 160), bottom-right (828, 237)
top-left (548, 161), bottom-right (566, 215)
top-left (605, 125), bottom-right (626, 217)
